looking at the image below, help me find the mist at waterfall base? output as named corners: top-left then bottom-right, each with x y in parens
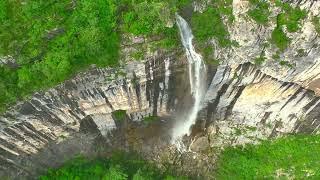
top-left (171, 15), bottom-right (207, 151)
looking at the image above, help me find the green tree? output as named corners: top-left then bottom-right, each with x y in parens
top-left (191, 7), bottom-right (231, 47)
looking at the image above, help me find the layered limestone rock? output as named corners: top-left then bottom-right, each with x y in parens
top-left (1, 57), bottom-right (320, 178)
top-left (202, 0), bottom-right (320, 93)
top-left (201, 63), bottom-right (320, 147)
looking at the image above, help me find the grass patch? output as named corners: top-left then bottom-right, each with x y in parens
top-left (121, 1), bottom-right (170, 36)
top-left (112, 110), bottom-right (127, 122)
top-left (248, 0), bottom-right (271, 25)
top-left (152, 26), bottom-right (181, 50)
top-left (216, 134), bottom-right (320, 179)
top-left (40, 152), bottom-right (187, 180)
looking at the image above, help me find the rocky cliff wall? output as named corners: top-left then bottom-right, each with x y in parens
top-left (1, 53), bottom-right (320, 178)
top-left (201, 0), bottom-right (320, 93)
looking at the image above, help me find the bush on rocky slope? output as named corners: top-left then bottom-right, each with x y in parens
top-left (191, 7), bottom-right (231, 47)
top-left (271, 1), bottom-right (307, 51)
top-left (248, 0), bottom-right (271, 25)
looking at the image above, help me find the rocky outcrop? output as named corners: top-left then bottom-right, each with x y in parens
top-left (211, 0), bottom-right (320, 92)
top-left (201, 63), bottom-right (320, 146)
top-left (0, 50), bottom-right (184, 178)
top-left (1, 53), bottom-right (320, 178)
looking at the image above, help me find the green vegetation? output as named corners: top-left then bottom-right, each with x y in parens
top-left (279, 60), bottom-right (293, 68)
top-left (271, 27), bottom-right (291, 51)
top-left (0, 0), bottom-right (119, 112)
top-left (0, 0), bottom-right (190, 112)
top-left (131, 50), bottom-right (145, 61)
top-left (202, 46), bottom-right (214, 59)
top-left (216, 134), bottom-right (320, 179)
top-left (40, 152), bottom-right (187, 180)
top-left (312, 16), bottom-right (320, 35)
top-left (254, 51), bottom-right (266, 65)
top-left (271, 1), bottom-right (306, 51)
top-left (200, 45), bottom-right (220, 65)
top-left (121, 1), bottom-right (169, 36)
top-left (213, 0), bottom-right (235, 23)
top-left (143, 115), bottom-right (160, 125)
top-left (248, 0), bottom-right (271, 25)
top-left (191, 7), bottom-right (231, 47)
top-left (272, 53), bottom-right (280, 60)
top-left (112, 110), bottom-right (127, 122)
top-left (276, 2), bottom-right (307, 33)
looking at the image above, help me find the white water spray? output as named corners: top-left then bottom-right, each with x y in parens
top-left (172, 15), bottom-right (206, 150)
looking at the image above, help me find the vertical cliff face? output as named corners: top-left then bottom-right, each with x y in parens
top-left (1, 54), bottom-right (320, 178)
top-left (0, 51), bottom-right (179, 178)
top-left (201, 0), bottom-right (320, 91)
top-left (201, 63), bottom-right (320, 147)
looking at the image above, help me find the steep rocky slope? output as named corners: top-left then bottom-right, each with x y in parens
top-left (211, 0), bottom-right (320, 92)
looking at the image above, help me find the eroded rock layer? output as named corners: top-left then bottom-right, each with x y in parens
top-left (1, 52), bottom-right (320, 178)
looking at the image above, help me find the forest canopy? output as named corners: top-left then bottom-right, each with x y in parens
top-left (0, 0), bottom-right (190, 112)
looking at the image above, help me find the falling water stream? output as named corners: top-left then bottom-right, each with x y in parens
top-left (172, 14), bottom-right (206, 150)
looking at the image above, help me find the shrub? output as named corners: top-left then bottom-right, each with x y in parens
top-left (271, 27), bottom-right (290, 51)
top-left (191, 7), bottom-right (231, 47)
top-left (276, 2), bottom-right (307, 33)
top-left (248, 0), bottom-right (271, 25)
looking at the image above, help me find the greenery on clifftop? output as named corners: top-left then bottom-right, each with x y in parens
top-left (0, 0), bottom-right (119, 112)
top-left (40, 152), bottom-right (187, 180)
top-left (216, 134), bottom-right (320, 179)
top-left (0, 0), bottom-right (189, 112)
top-left (191, 6), bottom-right (232, 47)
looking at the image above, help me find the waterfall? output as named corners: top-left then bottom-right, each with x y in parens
top-left (172, 14), bottom-right (206, 150)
